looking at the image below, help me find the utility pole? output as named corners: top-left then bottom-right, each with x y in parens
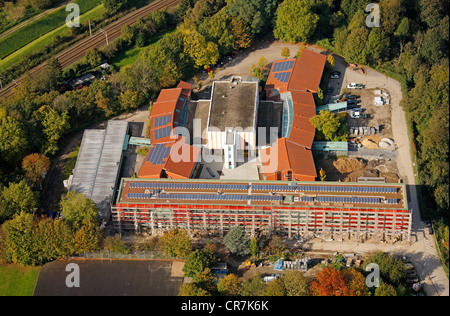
top-left (99, 28), bottom-right (109, 45)
top-left (88, 20), bottom-right (92, 37)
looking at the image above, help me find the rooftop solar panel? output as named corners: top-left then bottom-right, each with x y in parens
top-left (274, 72), bottom-right (291, 83)
top-left (273, 60), bottom-right (295, 72)
top-left (146, 144), bottom-right (171, 165)
top-left (154, 115), bottom-right (172, 128)
top-left (154, 125), bottom-right (171, 140)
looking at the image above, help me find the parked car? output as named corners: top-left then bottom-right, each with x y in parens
top-left (330, 71), bottom-right (340, 79)
top-left (347, 82), bottom-right (365, 89)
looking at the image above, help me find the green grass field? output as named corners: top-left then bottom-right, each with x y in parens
top-left (0, 264), bottom-right (41, 296)
top-left (0, 4), bottom-right (106, 73)
top-left (112, 27), bottom-right (177, 70)
top-left (0, 0), bottom-right (102, 60)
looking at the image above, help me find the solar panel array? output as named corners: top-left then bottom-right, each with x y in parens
top-left (127, 193), bottom-right (154, 199)
top-left (146, 144), bottom-right (171, 165)
top-left (154, 126), bottom-right (171, 140)
top-left (156, 193), bottom-right (283, 202)
top-left (253, 184), bottom-right (397, 194)
top-left (386, 198), bottom-right (399, 204)
top-left (274, 72), bottom-right (291, 83)
top-left (154, 115), bottom-right (172, 128)
top-left (252, 184), bottom-right (297, 192)
top-left (129, 182), bottom-right (249, 191)
top-left (316, 196), bottom-right (381, 204)
top-left (273, 60), bottom-right (295, 72)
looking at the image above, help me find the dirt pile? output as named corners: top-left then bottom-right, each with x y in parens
top-left (361, 135), bottom-right (381, 149)
top-left (333, 157), bottom-right (366, 174)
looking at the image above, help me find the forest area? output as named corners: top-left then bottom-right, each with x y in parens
top-left (0, 0), bottom-right (448, 270)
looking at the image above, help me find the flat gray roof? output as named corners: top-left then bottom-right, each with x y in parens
top-left (208, 80), bottom-right (258, 131)
top-left (70, 120), bottom-right (128, 218)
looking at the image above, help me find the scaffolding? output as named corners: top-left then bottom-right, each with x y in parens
top-left (111, 203), bottom-right (411, 242)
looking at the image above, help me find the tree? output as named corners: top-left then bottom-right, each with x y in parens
top-left (281, 47), bottom-right (290, 59)
top-left (22, 153), bottom-right (50, 185)
top-left (0, 181), bottom-right (39, 223)
top-left (319, 168), bottom-right (326, 181)
top-left (60, 191), bottom-right (98, 228)
top-left (274, 0), bottom-right (319, 43)
top-left (217, 274), bottom-right (241, 296)
top-left (310, 267), bottom-right (351, 296)
top-left (0, 116), bottom-right (28, 164)
top-left (374, 282), bottom-right (398, 296)
top-left (162, 228), bottom-right (192, 258)
top-left (118, 89), bottom-right (145, 112)
top-left (183, 249), bottom-right (218, 278)
top-left (85, 48), bottom-right (103, 68)
top-left (309, 110), bottom-right (342, 141)
top-left (249, 56), bottom-right (268, 80)
top-left (344, 268), bottom-right (370, 296)
top-left (249, 237), bottom-right (260, 257)
top-left (74, 219), bottom-right (102, 254)
top-left (363, 252), bottom-right (405, 285)
top-left (240, 273), bottom-right (267, 296)
top-left (223, 226), bottom-right (250, 256)
top-left (178, 282), bottom-right (211, 296)
top-left (102, 234), bottom-right (130, 254)
top-left (2, 212), bottom-right (37, 266)
top-left (282, 270), bottom-right (309, 296)
top-left (193, 268), bottom-right (217, 294)
top-left (264, 278), bottom-right (286, 296)
top-left (103, 0), bottom-right (128, 13)
top-left (34, 105), bottom-right (70, 156)
top-left (266, 235), bottom-right (286, 257)
top-left (183, 29), bottom-right (220, 68)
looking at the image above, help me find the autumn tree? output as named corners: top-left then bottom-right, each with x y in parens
top-left (240, 273), bottom-right (267, 296)
top-left (282, 270), bottom-right (310, 296)
top-left (343, 268), bottom-right (370, 296)
top-left (162, 228), bottom-right (192, 258)
top-left (183, 29), bottom-right (220, 69)
top-left (217, 274), bottom-right (241, 296)
top-left (178, 282), bottom-right (211, 296)
top-left (22, 153), bottom-right (50, 185)
top-left (281, 47), bottom-right (290, 59)
top-left (264, 278), bottom-right (286, 296)
top-left (310, 267), bottom-right (351, 296)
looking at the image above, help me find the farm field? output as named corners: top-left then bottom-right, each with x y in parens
top-left (0, 0), bottom-right (102, 60)
top-left (0, 4), bottom-right (106, 73)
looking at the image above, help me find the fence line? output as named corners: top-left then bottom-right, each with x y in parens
top-left (69, 250), bottom-right (184, 261)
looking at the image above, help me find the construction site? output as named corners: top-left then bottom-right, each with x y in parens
top-left (67, 49), bottom-right (412, 244)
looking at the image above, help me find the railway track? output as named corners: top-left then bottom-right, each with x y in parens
top-left (0, 0), bottom-right (180, 100)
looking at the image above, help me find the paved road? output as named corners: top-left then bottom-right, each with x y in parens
top-left (331, 53), bottom-right (449, 296)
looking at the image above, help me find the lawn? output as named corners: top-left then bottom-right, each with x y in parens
top-left (0, 0), bottom-right (102, 60)
top-left (0, 4), bottom-right (107, 73)
top-left (0, 264), bottom-right (41, 296)
top-left (111, 27), bottom-right (177, 70)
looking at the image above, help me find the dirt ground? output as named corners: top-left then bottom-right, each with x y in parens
top-left (316, 155), bottom-right (400, 183)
